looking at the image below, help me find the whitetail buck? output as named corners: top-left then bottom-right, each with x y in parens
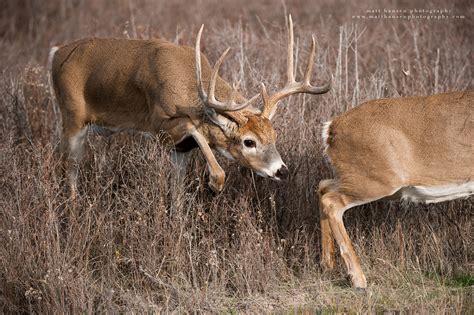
top-left (50, 16), bottom-right (330, 197)
top-left (318, 90), bottom-right (473, 288)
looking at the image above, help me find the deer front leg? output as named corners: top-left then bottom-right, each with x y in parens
top-left (189, 128), bottom-right (225, 192)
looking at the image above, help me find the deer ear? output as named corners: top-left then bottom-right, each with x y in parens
top-left (204, 107), bottom-right (238, 136)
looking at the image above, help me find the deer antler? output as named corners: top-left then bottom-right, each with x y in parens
top-left (195, 25), bottom-right (260, 113)
top-left (261, 15), bottom-right (331, 119)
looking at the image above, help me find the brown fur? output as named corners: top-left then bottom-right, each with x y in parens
top-left (51, 37), bottom-right (285, 194)
top-left (319, 90), bottom-right (474, 288)
top-left (239, 116), bottom-right (277, 144)
top-left (52, 37), bottom-right (236, 138)
top-left (326, 90), bottom-right (473, 200)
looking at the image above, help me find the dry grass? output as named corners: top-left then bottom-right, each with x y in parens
top-left (1, 0), bottom-right (473, 313)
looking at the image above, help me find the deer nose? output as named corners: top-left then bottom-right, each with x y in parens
top-left (275, 165), bottom-right (289, 180)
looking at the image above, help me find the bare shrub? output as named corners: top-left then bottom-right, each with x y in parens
top-left (1, 0), bottom-right (472, 312)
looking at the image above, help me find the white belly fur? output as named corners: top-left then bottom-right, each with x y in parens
top-left (400, 181), bottom-right (474, 204)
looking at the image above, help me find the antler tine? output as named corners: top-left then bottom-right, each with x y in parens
top-left (302, 35), bottom-right (331, 94)
top-left (195, 25), bottom-right (207, 103)
top-left (303, 35), bottom-right (316, 84)
top-left (261, 15), bottom-right (331, 119)
top-left (208, 47), bottom-right (231, 105)
top-left (287, 14), bottom-right (295, 84)
top-left (195, 26), bottom-right (260, 113)
top-left (302, 34), bottom-right (331, 94)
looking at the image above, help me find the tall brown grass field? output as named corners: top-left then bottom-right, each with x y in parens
top-left (1, 0), bottom-right (473, 313)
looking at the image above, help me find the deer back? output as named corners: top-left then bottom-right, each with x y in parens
top-left (51, 37), bottom-right (238, 132)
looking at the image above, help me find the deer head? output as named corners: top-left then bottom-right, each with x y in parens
top-left (195, 15), bottom-right (331, 181)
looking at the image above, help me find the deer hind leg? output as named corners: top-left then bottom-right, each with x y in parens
top-left (318, 179), bottom-right (337, 271)
top-left (61, 122), bottom-right (88, 199)
top-left (62, 126), bottom-right (88, 199)
top-left (56, 86), bottom-right (89, 199)
top-left (171, 151), bottom-right (190, 183)
top-left (320, 189), bottom-right (367, 288)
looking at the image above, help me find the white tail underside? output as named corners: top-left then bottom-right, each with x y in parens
top-left (321, 121), bottom-right (332, 152)
top-left (48, 46), bottom-right (60, 100)
top-left (48, 46), bottom-right (59, 69)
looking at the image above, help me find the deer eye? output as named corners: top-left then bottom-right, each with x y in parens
top-left (244, 139), bottom-right (256, 148)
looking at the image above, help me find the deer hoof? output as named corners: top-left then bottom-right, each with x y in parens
top-left (209, 173), bottom-right (225, 193)
top-left (351, 274), bottom-right (367, 289)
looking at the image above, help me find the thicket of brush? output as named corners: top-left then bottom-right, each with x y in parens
top-left (1, 0), bottom-right (472, 312)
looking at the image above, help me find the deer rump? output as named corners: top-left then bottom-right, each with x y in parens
top-left (323, 90), bottom-right (474, 203)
